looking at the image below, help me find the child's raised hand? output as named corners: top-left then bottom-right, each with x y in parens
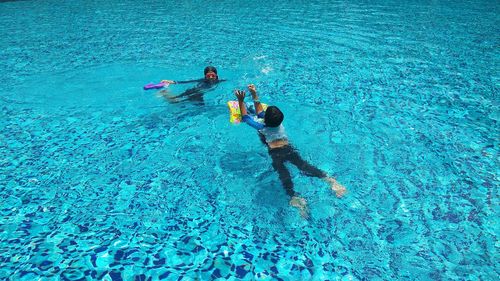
top-left (234, 89), bottom-right (246, 101)
top-left (247, 84), bottom-right (257, 93)
top-left (248, 84), bottom-right (259, 99)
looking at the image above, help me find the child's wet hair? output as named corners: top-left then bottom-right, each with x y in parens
top-left (204, 66), bottom-right (217, 75)
top-left (264, 106), bottom-right (284, 127)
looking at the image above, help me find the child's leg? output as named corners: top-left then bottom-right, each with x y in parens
top-left (158, 90), bottom-right (181, 103)
top-left (270, 153), bottom-right (309, 218)
top-left (270, 155), bottom-right (296, 197)
top-left (287, 147), bottom-right (347, 197)
top-left (186, 92), bottom-right (205, 105)
top-left (287, 148), bottom-right (327, 178)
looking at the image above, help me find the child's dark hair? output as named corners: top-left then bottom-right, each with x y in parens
top-left (264, 106), bottom-right (284, 127)
top-left (204, 66), bottom-right (217, 75)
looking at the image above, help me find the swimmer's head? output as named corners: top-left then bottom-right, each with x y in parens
top-left (204, 66), bottom-right (218, 80)
top-left (264, 106), bottom-right (284, 127)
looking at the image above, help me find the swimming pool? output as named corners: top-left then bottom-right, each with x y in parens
top-left (0, 0), bottom-right (498, 280)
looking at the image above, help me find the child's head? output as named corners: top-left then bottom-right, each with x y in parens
top-left (204, 66), bottom-right (218, 80)
top-left (264, 106), bottom-right (284, 127)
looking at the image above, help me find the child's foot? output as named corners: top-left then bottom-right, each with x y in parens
top-left (158, 90), bottom-right (177, 102)
top-left (290, 196), bottom-right (309, 219)
top-left (158, 89), bottom-right (168, 97)
top-left (326, 177), bottom-right (347, 198)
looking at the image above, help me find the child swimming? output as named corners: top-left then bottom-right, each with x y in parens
top-left (160, 66), bottom-right (226, 105)
top-left (235, 84), bottom-right (346, 218)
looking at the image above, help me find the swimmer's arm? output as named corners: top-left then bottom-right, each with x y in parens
top-left (235, 90), bottom-right (248, 116)
top-left (176, 79), bottom-right (205, 84)
top-left (162, 79), bottom-right (204, 84)
top-left (235, 89), bottom-right (264, 130)
top-left (248, 84), bottom-right (263, 115)
top-left (242, 115), bottom-right (265, 130)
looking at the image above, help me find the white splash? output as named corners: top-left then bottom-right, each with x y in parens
top-left (261, 66), bottom-right (273, 74)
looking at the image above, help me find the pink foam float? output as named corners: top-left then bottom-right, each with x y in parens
top-left (143, 81), bottom-right (170, 90)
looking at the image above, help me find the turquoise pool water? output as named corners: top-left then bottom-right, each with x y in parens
top-left (1, 0), bottom-right (498, 280)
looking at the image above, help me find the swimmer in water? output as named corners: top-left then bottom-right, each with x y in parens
top-left (160, 66), bottom-right (226, 105)
top-left (234, 84), bottom-right (347, 218)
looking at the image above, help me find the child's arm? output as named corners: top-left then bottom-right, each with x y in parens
top-left (174, 79), bottom-right (204, 84)
top-left (248, 84), bottom-right (264, 116)
top-left (235, 90), bottom-right (264, 130)
top-left (235, 90), bottom-right (248, 115)
top-left (161, 79), bottom-right (204, 84)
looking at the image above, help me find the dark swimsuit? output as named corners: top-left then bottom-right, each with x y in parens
top-left (243, 112), bottom-right (327, 197)
top-left (171, 79), bottom-right (225, 105)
